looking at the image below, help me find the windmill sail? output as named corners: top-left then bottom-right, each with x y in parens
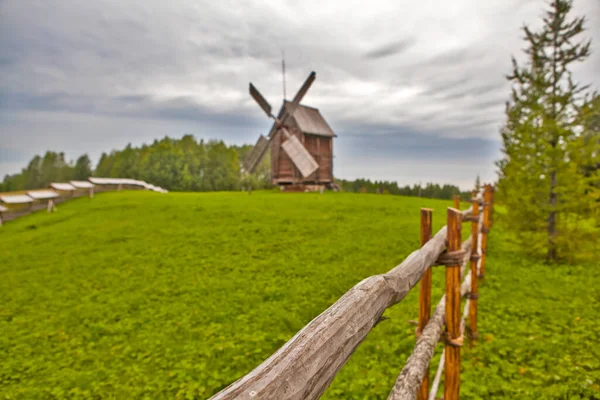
top-left (292, 71), bottom-right (316, 104)
top-left (281, 71), bottom-right (316, 125)
top-left (243, 135), bottom-right (270, 173)
top-left (249, 84), bottom-right (273, 118)
top-left (281, 134), bottom-right (319, 177)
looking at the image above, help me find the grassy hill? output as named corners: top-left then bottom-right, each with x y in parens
top-left (0, 191), bottom-right (598, 399)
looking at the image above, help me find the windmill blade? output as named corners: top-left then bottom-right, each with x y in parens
top-left (292, 71), bottom-right (316, 104)
top-left (281, 132), bottom-right (319, 178)
top-left (281, 71), bottom-right (316, 124)
top-left (243, 135), bottom-right (271, 173)
top-left (249, 83), bottom-right (273, 118)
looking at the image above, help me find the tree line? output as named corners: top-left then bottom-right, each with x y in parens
top-left (336, 178), bottom-right (474, 201)
top-left (1, 134), bottom-right (474, 202)
top-left (0, 152), bottom-right (93, 192)
top-left (0, 135), bottom-right (272, 193)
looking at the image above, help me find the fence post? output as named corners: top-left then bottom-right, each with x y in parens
top-left (468, 190), bottom-right (480, 342)
top-left (479, 185), bottom-right (492, 279)
top-left (444, 207), bottom-right (462, 400)
top-left (417, 208), bottom-right (433, 400)
top-left (453, 194), bottom-right (460, 210)
top-left (489, 186), bottom-right (495, 228)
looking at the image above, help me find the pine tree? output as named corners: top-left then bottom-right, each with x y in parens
top-left (73, 155), bottom-right (92, 180)
top-left (496, 0), bottom-right (596, 262)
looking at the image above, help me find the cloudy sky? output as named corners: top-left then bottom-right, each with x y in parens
top-left (1, 0), bottom-right (599, 189)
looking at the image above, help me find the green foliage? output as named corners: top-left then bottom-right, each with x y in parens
top-left (73, 155), bottom-right (93, 181)
top-left (1, 135), bottom-right (273, 193)
top-left (1, 192), bottom-right (598, 399)
top-left (474, 175), bottom-right (481, 192)
top-left (336, 178), bottom-right (471, 200)
top-left (0, 151), bottom-right (92, 192)
top-left (84, 135), bottom-right (272, 192)
top-left (496, 0), bottom-right (599, 262)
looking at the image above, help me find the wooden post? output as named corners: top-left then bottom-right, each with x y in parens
top-left (489, 186), bottom-right (495, 228)
top-left (469, 190), bottom-right (479, 342)
top-left (479, 185), bottom-right (492, 280)
top-left (444, 207), bottom-right (462, 400)
top-left (417, 208), bottom-right (433, 400)
top-left (453, 195), bottom-right (460, 210)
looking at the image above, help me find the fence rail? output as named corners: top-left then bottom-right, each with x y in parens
top-left (211, 184), bottom-right (495, 400)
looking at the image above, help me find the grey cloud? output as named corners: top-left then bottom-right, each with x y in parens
top-left (0, 0), bottom-right (599, 185)
top-left (364, 38), bottom-right (416, 59)
top-left (0, 91), bottom-right (262, 130)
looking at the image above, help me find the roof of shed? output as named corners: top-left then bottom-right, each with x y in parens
top-left (50, 182), bottom-right (76, 191)
top-left (0, 194), bottom-right (33, 204)
top-left (70, 180), bottom-right (94, 189)
top-left (27, 190), bottom-right (59, 200)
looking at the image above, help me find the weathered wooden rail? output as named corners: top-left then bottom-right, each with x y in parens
top-left (211, 184), bottom-right (495, 400)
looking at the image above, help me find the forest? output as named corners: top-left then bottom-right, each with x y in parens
top-left (0, 136), bottom-right (270, 193)
top-left (0, 135), bottom-right (472, 200)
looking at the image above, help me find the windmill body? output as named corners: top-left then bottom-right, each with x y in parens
top-left (244, 71), bottom-right (337, 191)
top-left (270, 101), bottom-right (335, 186)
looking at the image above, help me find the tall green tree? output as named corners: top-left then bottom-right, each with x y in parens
top-left (496, 0), bottom-right (597, 262)
top-left (73, 154), bottom-right (92, 180)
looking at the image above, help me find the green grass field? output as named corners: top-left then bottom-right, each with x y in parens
top-left (1, 191), bottom-right (599, 399)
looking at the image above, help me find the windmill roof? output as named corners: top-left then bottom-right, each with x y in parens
top-left (267, 102), bottom-right (336, 139)
top-left (283, 101), bottom-right (336, 137)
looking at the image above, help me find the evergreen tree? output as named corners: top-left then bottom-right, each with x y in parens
top-left (73, 154), bottom-right (92, 180)
top-left (496, 0), bottom-right (597, 262)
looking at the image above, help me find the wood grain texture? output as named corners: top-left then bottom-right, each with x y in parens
top-left (469, 190), bottom-right (480, 341)
top-left (209, 227), bottom-right (450, 400)
top-left (479, 185), bottom-right (492, 279)
top-left (444, 208), bottom-right (462, 400)
top-left (390, 295), bottom-right (446, 400)
top-left (388, 239), bottom-right (472, 400)
top-left (417, 209), bottom-right (433, 400)
top-left (453, 195), bottom-right (460, 210)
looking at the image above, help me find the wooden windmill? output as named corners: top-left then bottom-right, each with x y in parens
top-left (243, 71), bottom-right (337, 191)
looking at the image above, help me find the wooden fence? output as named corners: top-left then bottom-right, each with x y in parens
top-left (210, 184), bottom-right (495, 400)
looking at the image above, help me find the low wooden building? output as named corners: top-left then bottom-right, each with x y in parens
top-left (50, 183), bottom-right (77, 200)
top-left (88, 177), bottom-right (147, 192)
top-left (70, 181), bottom-right (95, 198)
top-left (27, 190), bottom-right (59, 212)
top-left (0, 204), bottom-right (8, 226)
top-left (0, 194), bottom-right (34, 222)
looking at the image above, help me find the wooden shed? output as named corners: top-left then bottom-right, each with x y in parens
top-left (27, 190), bottom-right (59, 212)
top-left (50, 182), bottom-right (77, 199)
top-left (0, 194), bottom-right (34, 222)
top-left (70, 180), bottom-right (95, 198)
